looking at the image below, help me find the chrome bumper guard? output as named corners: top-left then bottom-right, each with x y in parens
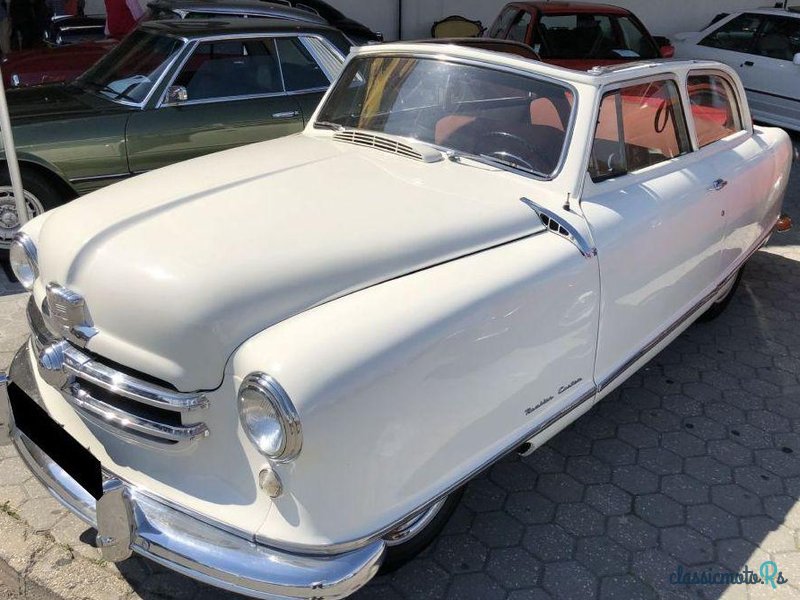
top-left (0, 346), bottom-right (384, 600)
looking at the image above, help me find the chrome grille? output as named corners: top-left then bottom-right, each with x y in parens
top-left (27, 297), bottom-right (208, 449)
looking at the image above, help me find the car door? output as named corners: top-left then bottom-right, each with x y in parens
top-left (581, 77), bottom-right (728, 393)
top-left (739, 15), bottom-right (800, 128)
top-left (685, 70), bottom-right (774, 275)
top-left (125, 36), bottom-right (305, 174)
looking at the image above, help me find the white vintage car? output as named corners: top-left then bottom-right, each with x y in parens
top-left (1, 43), bottom-right (794, 599)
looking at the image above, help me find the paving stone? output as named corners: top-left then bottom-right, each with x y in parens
top-left (389, 560), bottom-right (450, 599)
top-left (585, 484), bottom-right (632, 516)
top-left (485, 547), bottom-right (541, 590)
top-left (661, 474), bottom-right (710, 505)
top-left (662, 431), bottom-right (708, 457)
top-left (710, 485), bottom-right (763, 517)
top-left (461, 479), bottom-right (506, 513)
top-left (599, 575), bottom-right (657, 600)
top-left (607, 515), bottom-right (658, 551)
top-left (575, 536), bottom-right (630, 577)
top-left (554, 503), bottom-right (604, 537)
top-left (541, 561), bottom-right (597, 599)
top-left (522, 524), bottom-right (575, 562)
top-left (612, 465), bottom-right (659, 495)
top-left (565, 455), bottom-right (611, 485)
top-left (488, 459), bottom-right (537, 493)
top-left (638, 447), bottom-right (684, 475)
top-left (661, 526), bottom-right (714, 566)
top-left (635, 494), bottom-right (685, 528)
top-left (505, 491), bottom-right (556, 525)
top-left (471, 511), bottom-right (524, 548)
top-left (433, 534), bottom-right (488, 574)
top-left (734, 466), bottom-right (785, 496)
top-left (707, 440), bottom-right (754, 467)
top-left (684, 456), bottom-right (733, 485)
top-left (536, 473), bottom-right (584, 504)
top-left (446, 572), bottom-right (505, 600)
top-left (687, 504), bottom-right (740, 540)
top-left (591, 439), bottom-right (637, 466)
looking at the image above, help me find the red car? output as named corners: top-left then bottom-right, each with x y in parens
top-left (486, 2), bottom-right (674, 70)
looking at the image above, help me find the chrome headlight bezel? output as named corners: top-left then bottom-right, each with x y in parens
top-left (238, 373), bottom-right (302, 462)
top-left (9, 232), bottom-right (38, 290)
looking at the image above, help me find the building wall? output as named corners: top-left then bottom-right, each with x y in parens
top-left (329, 0), bottom-right (780, 41)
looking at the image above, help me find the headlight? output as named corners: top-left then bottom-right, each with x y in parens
top-left (238, 373), bottom-right (302, 462)
top-left (9, 232), bottom-right (38, 290)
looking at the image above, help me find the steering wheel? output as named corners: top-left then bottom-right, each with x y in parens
top-left (477, 131), bottom-right (548, 173)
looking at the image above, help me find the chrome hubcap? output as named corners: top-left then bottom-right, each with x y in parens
top-left (0, 187), bottom-right (44, 249)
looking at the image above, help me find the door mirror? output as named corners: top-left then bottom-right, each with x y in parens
top-left (165, 85), bottom-right (188, 104)
top-left (794, 52), bottom-right (800, 65)
top-left (654, 36), bottom-right (675, 58)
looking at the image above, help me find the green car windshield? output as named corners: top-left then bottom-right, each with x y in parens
top-left (76, 30), bottom-right (184, 105)
top-left (315, 55), bottom-right (574, 178)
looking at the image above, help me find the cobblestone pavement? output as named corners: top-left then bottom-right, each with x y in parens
top-left (1, 141), bottom-right (800, 600)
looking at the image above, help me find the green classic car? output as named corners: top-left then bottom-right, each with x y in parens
top-left (0, 18), bottom-right (350, 249)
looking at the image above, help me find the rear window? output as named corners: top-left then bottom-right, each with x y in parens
top-left (687, 74), bottom-right (743, 147)
top-left (589, 80), bottom-right (691, 181)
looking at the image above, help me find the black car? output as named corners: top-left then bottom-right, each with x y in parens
top-left (269, 0), bottom-right (382, 44)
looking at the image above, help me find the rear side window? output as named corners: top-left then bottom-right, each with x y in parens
top-left (753, 16), bottom-right (800, 60)
top-left (687, 74), bottom-right (743, 147)
top-left (275, 37), bottom-right (329, 91)
top-left (589, 80), bottom-right (691, 181)
top-left (700, 13), bottom-right (763, 53)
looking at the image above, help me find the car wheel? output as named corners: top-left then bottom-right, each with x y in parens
top-left (0, 171), bottom-right (65, 254)
top-left (698, 268), bottom-right (742, 322)
top-left (380, 486), bottom-right (465, 573)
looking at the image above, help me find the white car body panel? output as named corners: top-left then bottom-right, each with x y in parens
top-left (5, 43), bottom-right (793, 596)
top-left (673, 9), bottom-right (800, 131)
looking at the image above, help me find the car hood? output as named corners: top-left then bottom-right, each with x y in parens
top-left (34, 133), bottom-right (551, 391)
top-left (6, 84), bottom-right (117, 122)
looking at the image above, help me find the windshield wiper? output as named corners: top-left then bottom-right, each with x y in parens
top-left (446, 150), bottom-right (543, 177)
top-left (81, 80), bottom-right (138, 103)
top-left (314, 120), bottom-right (345, 131)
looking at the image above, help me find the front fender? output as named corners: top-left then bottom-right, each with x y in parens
top-left (231, 230), bottom-right (600, 551)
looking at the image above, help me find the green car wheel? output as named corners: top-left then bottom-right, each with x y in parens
top-left (0, 171), bottom-right (63, 254)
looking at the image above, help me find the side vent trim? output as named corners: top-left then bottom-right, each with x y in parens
top-left (333, 131), bottom-right (443, 163)
top-left (520, 197), bottom-right (597, 259)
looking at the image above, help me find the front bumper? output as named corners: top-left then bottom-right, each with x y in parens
top-left (0, 343), bottom-right (384, 600)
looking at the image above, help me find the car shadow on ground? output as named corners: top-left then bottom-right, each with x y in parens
top-left (98, 246), bottom-right (800, 599)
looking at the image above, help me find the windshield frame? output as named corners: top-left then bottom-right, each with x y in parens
top-left (313, 52), bottom-right (580, 181)
top-left (74, 30), bottom-right (190, 109)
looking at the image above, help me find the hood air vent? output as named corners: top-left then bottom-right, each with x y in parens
top-left (333, 131), bottom-right (443, 163)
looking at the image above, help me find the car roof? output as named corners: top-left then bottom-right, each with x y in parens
top-left (148, 0), bottom-right (327, 24)
top-left (726, 7), bottom-right (800, 17)
top-left (352, 42), bottom-right (732, 86)
top-left (139, 16), bottom-right (337, 37)
top-left (508, 2), bottom-right (632, 16)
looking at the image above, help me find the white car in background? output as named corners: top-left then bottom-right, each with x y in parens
top-left (672, 8), bottom-right (800, 131)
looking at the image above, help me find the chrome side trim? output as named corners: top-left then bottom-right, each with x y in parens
top-left (520, 197), bottom-right (597, 258)
top-left (69, 172), bottom-right (130, 184)
top-left (597, 221), bottom-right (776, 393)
top-left (258, 385), bottom-right (599, 555)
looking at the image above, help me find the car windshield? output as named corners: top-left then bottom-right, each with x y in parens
top-left (75, 30), bottom-right (185, 104)
top-left (534, 13), bottom-right (660, 60)
top-left (315, 56), bottom-right (574, 177)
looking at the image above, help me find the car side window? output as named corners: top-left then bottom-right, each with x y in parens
top-left (506, 11), bottom-right (532, 43)
top-left (699, 13), bottom-right (763, 53)
top-left (687, 74), bottom-right (743, 147)
top-left (487, 7), bottom-right (519, 38)
top-left (589, 80), bottom-right (691, 181)
top-left (752, 16), bottom-right (800, 60)
top-left (172, 39), bottom-right (283, 102)
top-left (275, 37), bottom-right (330, 91)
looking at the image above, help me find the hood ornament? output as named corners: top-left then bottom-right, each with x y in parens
top-left (44, 283), bottom-right (98, 347)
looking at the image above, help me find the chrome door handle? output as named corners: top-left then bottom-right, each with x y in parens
top-left (709, 178), bottom-right (728, 192)
top-left (272, 110), bottom-right (300, 119)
